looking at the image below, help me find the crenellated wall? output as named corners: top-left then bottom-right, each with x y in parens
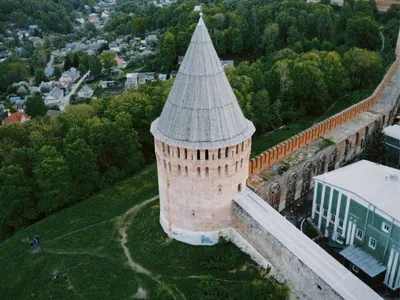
top-left (249, 59), bottom-right (400, 176)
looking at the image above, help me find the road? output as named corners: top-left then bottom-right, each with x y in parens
top-left (58, 71), bottom-right (90, 111)
top-left (47, 54), bottom-right (55, 68)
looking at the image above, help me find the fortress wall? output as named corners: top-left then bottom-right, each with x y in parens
top-left (249, 59), bottom-right (400, 176)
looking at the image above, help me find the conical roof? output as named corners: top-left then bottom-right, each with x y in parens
top-left (150, 14), bottom-right (255, 150)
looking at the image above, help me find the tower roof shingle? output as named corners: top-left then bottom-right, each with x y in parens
top-left (151, 14), bottom-right (255, 150)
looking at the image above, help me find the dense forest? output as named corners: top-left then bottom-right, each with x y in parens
top-left (0, 0), bottom-right (94, 33)
top-left (0, 80), bottom-right (172, 240)
top-left (105, 0), bottom-right (399, 133)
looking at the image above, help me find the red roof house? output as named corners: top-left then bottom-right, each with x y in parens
top-left (1, 112), bottom-right (31, 125)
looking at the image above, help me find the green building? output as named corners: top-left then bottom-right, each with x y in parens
top-left (312, 160), bottom-right (400, 292)
top-left (383, 124), bottom-right (400, 169)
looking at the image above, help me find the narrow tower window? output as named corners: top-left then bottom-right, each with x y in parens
top-left (225, 147), bottom-right (229, 158)
top-left (241, 142), bottom-right (244, 151)
top-left (177, 147), bottom-right (180, 158)
top-left (197, 167), bottom-right (201, 177)
top-left (178, 165), bottom-right (181, 175)
top-left (235, 161), bottom-right (238, 172)
top-left (162, 143), bottom-right (165, 153)
top-left (225, 164), bottom-right (228, 175)
top-left (205, 150), bottom-right (209, 160)
top-left (241, 158), bottom-right (243, 168)
top-left (167, 145), bottom-right (170, 155)
top-left (168, 162), bottom-right (171, 172)
top-left (205, 167), bottom-right (209, 177)
top-left (185, 166), bottom-right (188, 176)
top-left (218, 149), bottom-right (221, 159)
top-left (197, 150), bottom-right (201, 160)
top-left (185, 149), bottom-right (188, 159)
top-left (236, 145), bottom-right (239, 154)
top-left (218, 166), bottom-right (221, 176)
top-left (238, 183), bottom-right (242, 192)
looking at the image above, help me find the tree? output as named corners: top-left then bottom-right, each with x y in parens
top-left (100, 52), bottom-right (117, 75)
top-left (25, 93), bottom-right (48, 118)
top-left (343, 47), bottom-right (383, 92)
top-left (64, 55), bottom-right (72, 71)
top-left (65, 139), bottom-right (99, 200)
top-left (0, 61), bottom-right (29, 92)
top-left (89, 55), bottom-right (102, 77)
top-left (34, 68), bottom-right (46, 85)
top-left (361, 124), bottom-right (387, 165)
top-left (72, 53), bottom-right (80, 69)
top-left (0, 165), bottom-right (36, 238)
top-left (17, 86), bottom-right (27, 97)
top-left (159, 32), bottom-right (176, 73)
top-left (345, 16), bottom-right (380, 51)
top-left (53, 66), bottom-right (62, 78)
top-left (34, 146), bottom-right (72, 215)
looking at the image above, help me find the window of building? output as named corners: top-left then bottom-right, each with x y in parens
top-left (241, 142), bottom-right (244, 151)
top-left (368, 237), bottom-right (377, 250)
top-left (197, 167), bottom-right (201, 177)
top-left (185, 149), bottom-right (188, 159)
top-left (225, 164), bottom-right (228, 175)
top-left (236, 145), bottom-right (239, 154)
top-left (225, 147), bottom-right (229, 158)
top-left (205, 167), bottom-right (209, 177)
top-left (218, 149), bottom-right (221, 159)
top-left (185, 166), bottom-right (188, 176)
top-left (235, 161), bottom-right (238, 171)
top-left (323, 209), bottom-right (328, 217)
top-left (177, 147), bottom-right (180, 158)
top-left (178, 165), bottom-right (181, 175)
top-left (167, 145), bottom-right (170, 155)
top-left (339, 219), bottom-right (344, 229)
top-left (316, 204), bottom-right (320, 212)
top-left (352, 265), bottom-right (359, 273)
top-left (336, 234), bottom-right (343, 243)
top-left (218, 166), bottom-right (221, 176)
top-left (356, 229), bottom-right (363, 240)
top-left (330, 214), bottom-right (335, 223)
top-left (197, 150), bottom-right (201, 160)
top-left (381, 222), bottom-right (390, 233)
top-left (238, 183), bottom-right (242, 192)
top-left (205, 150), bottom-right (209, 160)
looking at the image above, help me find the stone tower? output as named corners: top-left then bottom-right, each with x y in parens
top-left (151, 14), bottom-right (255, 245)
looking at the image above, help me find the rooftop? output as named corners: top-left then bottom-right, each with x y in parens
top-left (314, 160), bottom-right (400, 221)
top-left (383, 124), bottom-right (400, 140)
top-left (235, 189), bottom-right (382, 300)
top-left (151, 14), bottom-right (255, 150)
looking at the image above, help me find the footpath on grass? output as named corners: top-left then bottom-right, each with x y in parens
top-left (0, 164), bottom-right (288, 300)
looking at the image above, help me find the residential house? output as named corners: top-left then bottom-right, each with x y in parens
top-left (88, 14), bottom-right (100, 24)
top-left (384, 125), bottom-right (400, 169)
top-left (99, 80), bottom-right (116, 88)
top-left (115, 56), bottom-right (126, 69)
top-left (158, 74), bottom-right (167, 80)
top-left (125, 73), bottom-right (155, 89)
top-left (28, 25), bottom-right (39, 33)
top-left (78, 85), bottom-right (94, 98)
top-left (59, 68), bottom-right (80, 86)
top-left (44, 67), bottom-right (54, 78)
top-left (2, 112), bottom-right (31, 125)
top-left (46, 110), bottom-right (61, 116)
top-left (312, 160), bottom-right (400, 291)
top-left (45, 87), bottom-right (64, 106)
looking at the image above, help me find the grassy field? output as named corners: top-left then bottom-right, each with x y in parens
top-left (0, 164), bottom-right (287, 300)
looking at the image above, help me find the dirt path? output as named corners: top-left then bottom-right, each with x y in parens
top-left (116, 196), bottom-right (187, 300)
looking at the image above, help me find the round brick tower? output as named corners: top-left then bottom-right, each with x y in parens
top-left (150, 14), bottom-right (255, 245)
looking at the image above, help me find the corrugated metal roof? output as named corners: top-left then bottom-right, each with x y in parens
top-left (340, 245), bottom-right (387, 278)
top-left (151, 14), bottom-right (255, 150)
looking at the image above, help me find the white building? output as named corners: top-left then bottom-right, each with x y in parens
top-left (45, 87), bottom-right (64, 106)
top-left (59, 68), bottom-right (80, 86)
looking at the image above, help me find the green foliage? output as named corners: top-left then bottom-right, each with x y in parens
top-left (343, 47), bottom-right (383, 92)
top-left (34, 68), bottom-right (47, 85)
top-left (345, 16), bottom-right (380, 50)
top-left (159, 32), bottom-right (176, 73)
top-left (0, 61), bottom-right (29, 92)
top-left (89, 55), bottom-right (103, 77)
top-left (25, 92), bottom-right (48, 118)
top-left (362, 124), bottom-right (388, 165)
top-left (100, 52), bottom-right (117, 75)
